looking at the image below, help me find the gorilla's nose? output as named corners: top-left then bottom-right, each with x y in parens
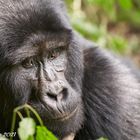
top-left (47, 81), bottom-right (67, 101)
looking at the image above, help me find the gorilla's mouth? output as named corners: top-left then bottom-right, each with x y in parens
top-left (51, 106), bottom-right (78, 121)
top-left (35, 96), bottom-right (79, 122)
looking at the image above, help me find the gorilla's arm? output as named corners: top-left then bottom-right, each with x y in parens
top-left (75, 47), bottom-right (140, 140)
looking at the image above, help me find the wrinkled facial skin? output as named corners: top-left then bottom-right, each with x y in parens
top-left (0, 0), bottom-right (84, 139)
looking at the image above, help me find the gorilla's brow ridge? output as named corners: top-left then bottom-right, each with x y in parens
top-left (5, 46), bottom-right (38, 65)
top-left (5, 31), bottom-right (72, 65)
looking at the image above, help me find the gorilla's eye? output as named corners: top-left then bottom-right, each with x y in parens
top-left (22, 57), bottom-right (35, 69)
top-left (47, 47), bottom-right (64, 60)
top-left (47, 50), bottom-right (58, 60)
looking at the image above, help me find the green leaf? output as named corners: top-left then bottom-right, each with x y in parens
top-left (36, 126), bottom-right (58, 140)
top-left (0, 135), bottom-right (9, 140)
top-left (119, 0), bottom-right (133, 10)
top-left (97, 137), bottom-right (108, 140)
top-left (27, 136), bottom-right (34, 140)
top-left (18, 118), bottom-right (36, 140)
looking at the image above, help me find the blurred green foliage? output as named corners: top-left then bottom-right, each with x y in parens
top-left (65, 0), bottom-right (140, 57)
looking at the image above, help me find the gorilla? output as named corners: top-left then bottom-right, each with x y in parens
top-left (0, 0), bottom-right (140, 140)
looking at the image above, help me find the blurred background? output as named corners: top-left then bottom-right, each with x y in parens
top-left (65, 0), bottom-right (140, 67)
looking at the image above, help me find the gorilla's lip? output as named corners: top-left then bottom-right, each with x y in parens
top-left (38, 95), bottom-right (79, 121)
top-left (51, 106), bottom-right (78, 121)
top-left (29, 100), bottom-right (77, 121)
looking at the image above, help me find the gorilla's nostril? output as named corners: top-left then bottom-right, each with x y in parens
top-left (47, 92), bottom-right (57, 101)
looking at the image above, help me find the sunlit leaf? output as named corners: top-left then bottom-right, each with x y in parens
top-left (0, 135), bottom-right (9, 140)
top-left (97, 137), bottom-right (108, 140)
top-left (18, 118), bottom-right (36, 140)
top-left (36, 126), bottom-right (58, 140)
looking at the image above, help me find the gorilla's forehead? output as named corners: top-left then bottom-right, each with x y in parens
top-left (0, 0), bottom-right (71, 49)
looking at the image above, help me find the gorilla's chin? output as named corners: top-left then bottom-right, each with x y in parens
top-left (43, 105), bottom-right (84, 138)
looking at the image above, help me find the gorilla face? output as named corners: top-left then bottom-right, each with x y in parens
top-left (0, 0), bottom-right (84, 138)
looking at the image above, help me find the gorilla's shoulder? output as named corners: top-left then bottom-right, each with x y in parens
top-left (81, 47), bottom-right (140, 140)
top-left (83, 47), bottom-right (140, 81)
top-left (83, 47), bottom-right (117, 71)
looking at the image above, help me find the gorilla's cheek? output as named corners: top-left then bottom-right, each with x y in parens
top-left (1, 69), bottom-right (36, 104)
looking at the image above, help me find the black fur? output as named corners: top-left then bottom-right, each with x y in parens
top-left (0, 0), bottom-right (140, 140)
